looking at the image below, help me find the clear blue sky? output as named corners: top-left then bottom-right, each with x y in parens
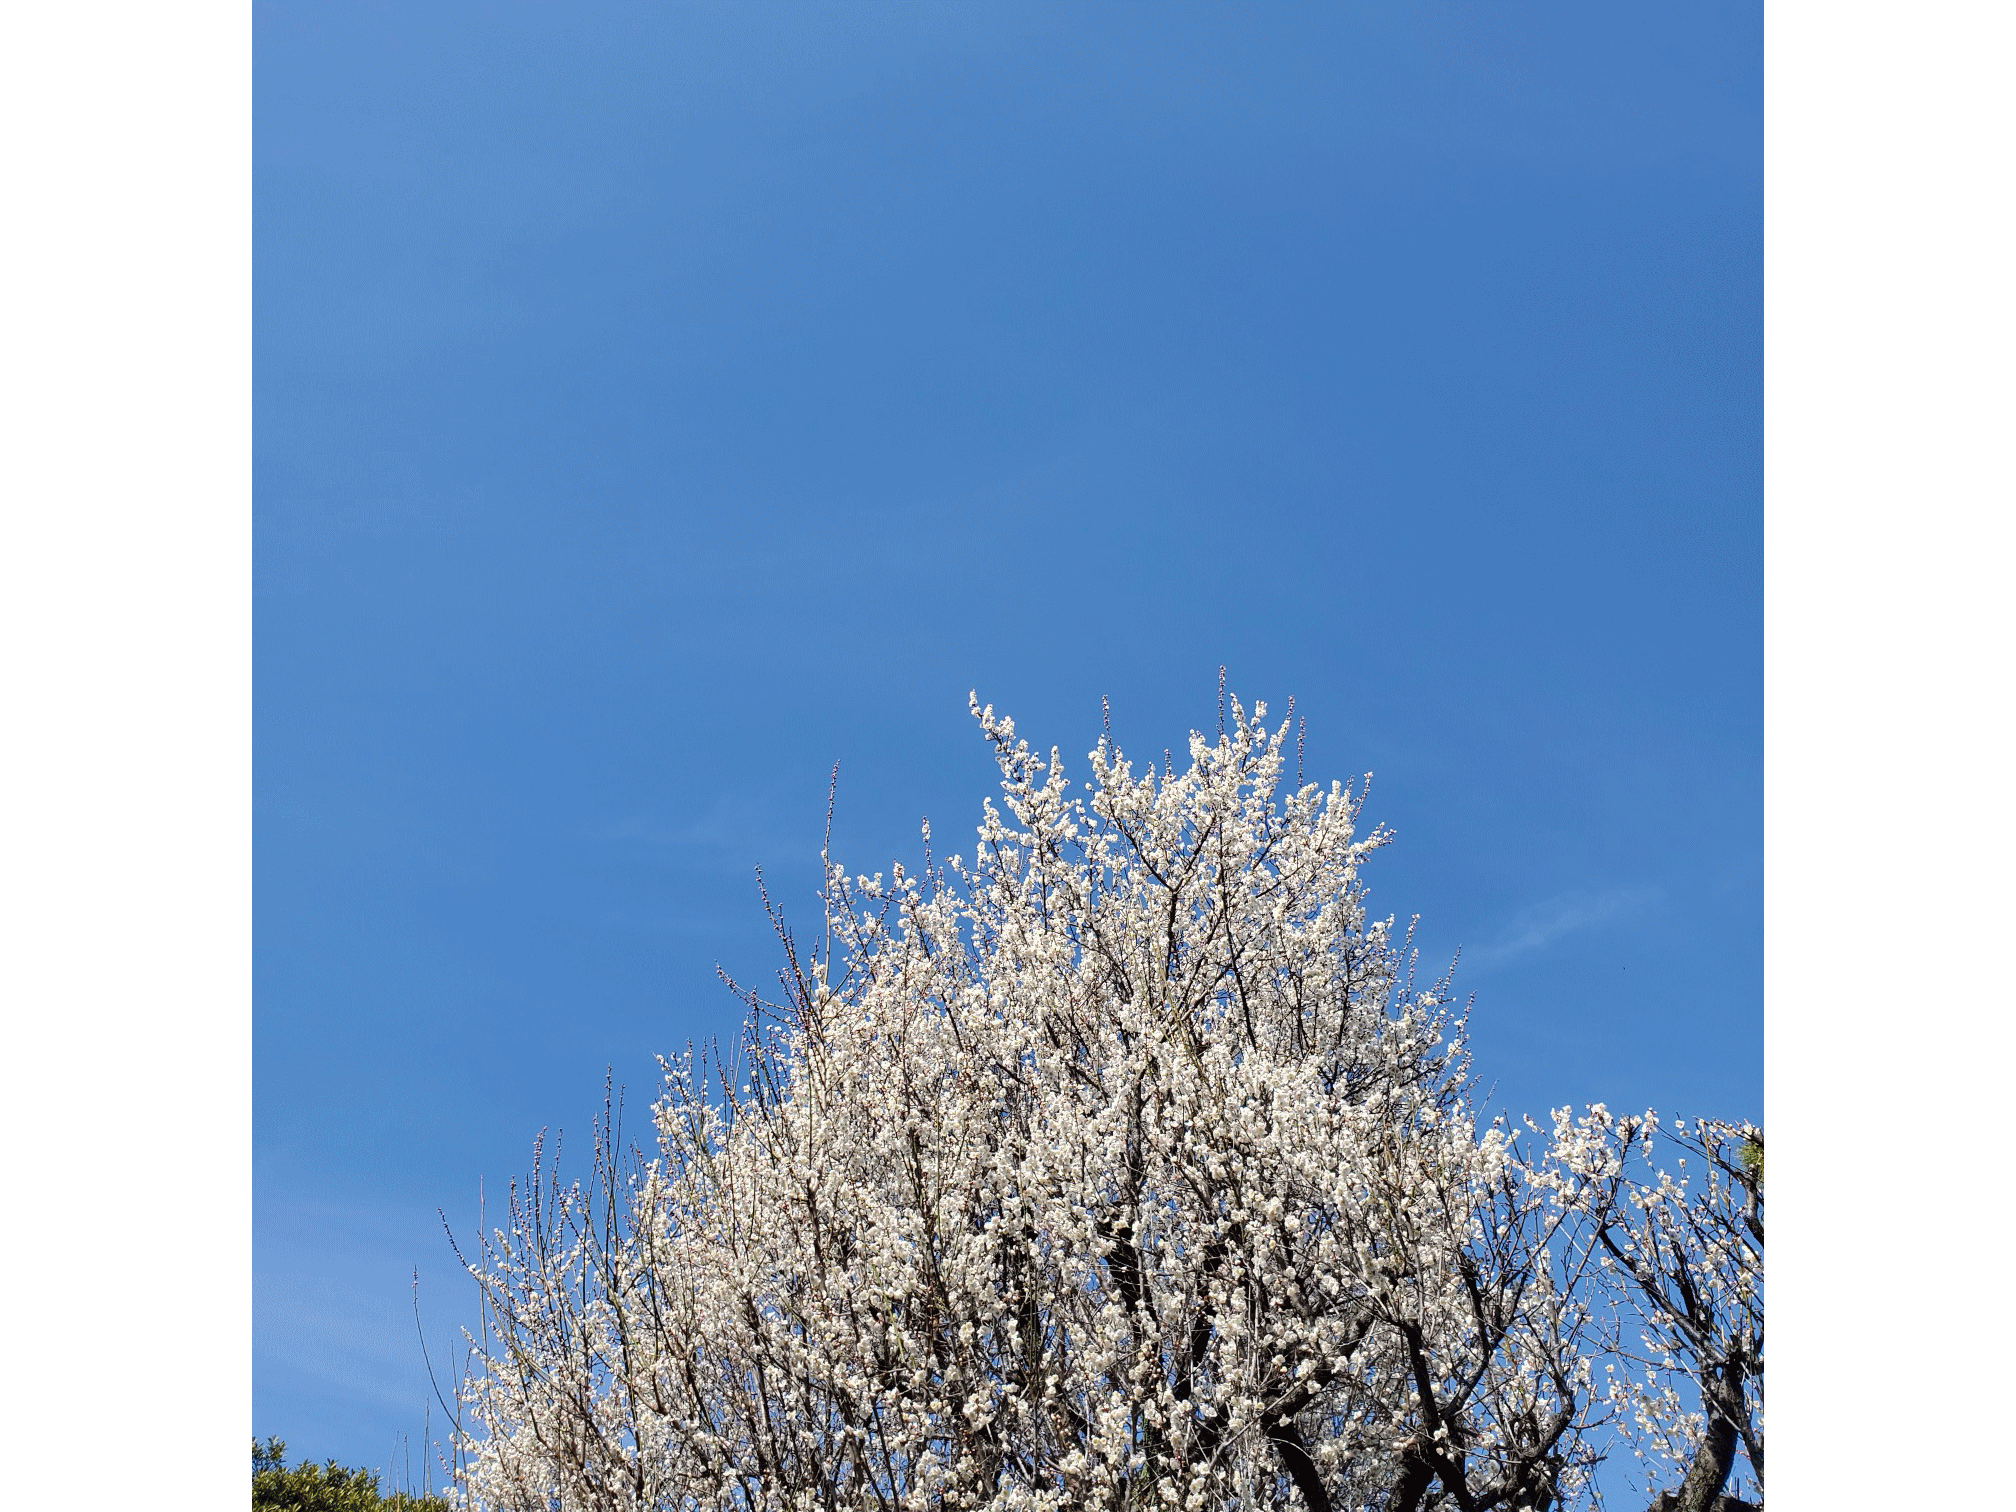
top-left (255, 2), bottom-right (1760, 1478)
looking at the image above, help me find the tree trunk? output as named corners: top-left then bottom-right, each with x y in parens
top-left (1265, 1415), bottom-right (1333, 1512)
top-left (1381, 1456), bottom-right (1434, 1512)
top-left (1648, 1355), bottom-right (1750, 1512)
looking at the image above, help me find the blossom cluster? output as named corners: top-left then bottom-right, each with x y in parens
top-left (454, 697), bottom-right (1758, 1512)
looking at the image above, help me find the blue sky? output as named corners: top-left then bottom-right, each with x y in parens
top-left (255, 2), bottom-right (1760, 1477)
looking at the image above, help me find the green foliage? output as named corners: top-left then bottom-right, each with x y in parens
top-left (1737, 1135), bottom-right (1764, 1181)
top-left (253, 1438), bottom-right (449, 1512)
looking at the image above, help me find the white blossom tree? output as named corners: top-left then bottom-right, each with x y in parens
top-left (1542, 1111), bottom-right (1763, 1512)
top-left (450, 695), bottom-right (1757, 1512)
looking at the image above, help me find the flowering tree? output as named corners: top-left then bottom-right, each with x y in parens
top-left (452, 696), bottom-right (1759, 1512)
top-left (1544, 1112), bottom-right (1763, 1512)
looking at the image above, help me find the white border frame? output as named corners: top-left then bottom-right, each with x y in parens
top-left (0, 2), bottom-right (251, 1502)
top-left (1766, 0), bottom-right (2015, 1501)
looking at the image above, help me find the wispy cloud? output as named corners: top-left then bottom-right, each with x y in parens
top-left (588, 791), bottom-right (818, 871)
top-left (576, 795), bottom-right (830, 936)
top-left (256, 1197), bottom-right (475, 1420)
top-left (1460, 884), bottom-right (1659, 976)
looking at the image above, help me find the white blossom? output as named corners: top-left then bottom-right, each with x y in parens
top-left (451, 694), bottom-right (1755, 1512)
